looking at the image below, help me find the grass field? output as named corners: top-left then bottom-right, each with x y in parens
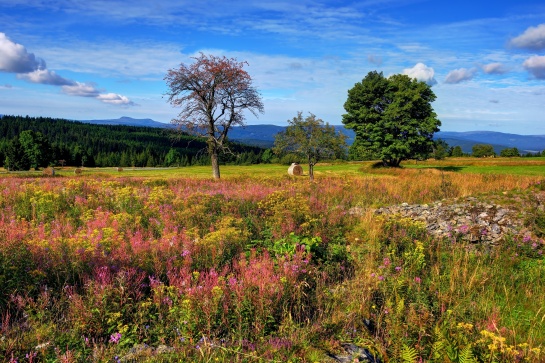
top-left (4, 156), bottom-right (545, 178)
top-left (1, 158), bottom-right (544, 362)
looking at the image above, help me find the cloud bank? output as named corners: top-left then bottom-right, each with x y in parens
top-left (402, 63), bottom-right (437, 85)
top-left (444, 68), bottom-right (477, 84)
top-left (0, 32), bottom-right (133, 105)
top-left (509, 24), bottom-right (545, 51)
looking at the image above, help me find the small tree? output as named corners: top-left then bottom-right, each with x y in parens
top-left (165, 53), bottom-right (264, 179)
top-left (18, 130), bottom-right (52, 169)
top-left (472, 144), bottom-right (495, 158)
top-left (500, 147), bottom-right (520, 157)
top-left (343, 71), bottom-right (441, 167)
top-left (431, 139), bottom-right (449, 160)
top-left (4, 136), bottom-right (30, 171)
top-left (451, 145), bottom-right (464, 157)
top-left (273, 112), bottom-right (347, 181)
top-left (164, 148), bottom-right (182, 166)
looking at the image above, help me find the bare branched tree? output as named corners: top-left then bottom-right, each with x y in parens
top-left (165, 53), bottom-right (264, 179)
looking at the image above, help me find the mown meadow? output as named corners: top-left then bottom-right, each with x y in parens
top-left (1, 158), bottom-right (544, 362)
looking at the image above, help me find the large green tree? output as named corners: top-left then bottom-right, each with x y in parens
top-left (342, 71), bottom-right (441, 167)
top-left (273, 112), bottom-right (347, 181)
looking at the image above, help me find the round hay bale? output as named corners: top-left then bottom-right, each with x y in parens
top-left (117, 167), bottom-right (123, 172)
top-left (42, 167), bottom-right (55, 176)
top-left (74, 168), bottom-right (82, 175)
top-left (288, 163), bottom-right (303, 176)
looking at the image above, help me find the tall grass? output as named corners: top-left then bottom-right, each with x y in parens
top-left (0, 162), bottom-right (543, 362)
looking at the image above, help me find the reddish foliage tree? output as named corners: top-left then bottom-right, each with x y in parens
top-left (165, 53), bottom-right (264, 179)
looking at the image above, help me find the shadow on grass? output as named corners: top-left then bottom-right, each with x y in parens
top-left (368, 162), bottom-right (465, 172)
top-left (418, 166), bottom-right (466, 172)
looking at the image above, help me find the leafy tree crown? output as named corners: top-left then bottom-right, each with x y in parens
top-left (342, 71), bottom-right (441, 166)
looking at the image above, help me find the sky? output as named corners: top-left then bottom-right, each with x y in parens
top-left (1, 0), bottom-right (545, 134)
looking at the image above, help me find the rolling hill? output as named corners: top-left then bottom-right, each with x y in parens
top-left (78, 117), bottom-right (545, 153)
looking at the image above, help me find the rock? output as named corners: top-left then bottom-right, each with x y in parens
top-left (328, 343), bottom-right (382, 363)
top-left (371, 192), bottom-right (535, 245)
top-left (491, 224), bottom-right (501, 234)
top-left (156, 345), bottom-right (175, 355)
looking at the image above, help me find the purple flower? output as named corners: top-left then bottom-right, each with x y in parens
top-left (395, 266), bottom-right (402, 272)
top-left (414, 277), bottom-right (422, 284)
top-left (523, 235), bottom-right (532, 243)
top-left (378, 275), bottom-right (385, 281)
top-left (109, 332), bottom-right (122, 344)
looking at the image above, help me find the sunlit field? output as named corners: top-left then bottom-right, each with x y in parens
top-left (1, 158), bottom-right (544, 362)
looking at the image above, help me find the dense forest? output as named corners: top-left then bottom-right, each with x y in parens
top-left (0, 115), bottom-right (266, 169)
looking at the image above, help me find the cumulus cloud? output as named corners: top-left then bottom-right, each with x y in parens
top-left (62, 82), bottom-right (100, 97)
top-left (18, 69), bottom-right (75, 86)
top-left (523, 55), bottom-right (545, 79)
top-left (482, 62), bottom-right (508, 75)
top-left (0, 33), bottom-right (46, 73)
top-left (97, 93), bottom-right (134, 105)
top-left (62, 83), bottom-right (135, 105)
top-left (0, 32), bottom-right (134, 106)
top-left (402, 63), bottom-right (437, 85)
top-left (509, 24), bottom-right (545, 51)
top-left (444, 68), bottom-right (477, 84)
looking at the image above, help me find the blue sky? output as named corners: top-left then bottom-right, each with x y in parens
top-left (1, 0), bottom-right (545, 133)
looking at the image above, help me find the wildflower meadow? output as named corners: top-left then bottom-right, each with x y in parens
top-left (1, 160), bottom-right (544, 362)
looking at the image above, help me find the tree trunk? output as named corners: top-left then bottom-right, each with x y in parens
top-left (308, 163), bottom-right (314, 181)
top-left (209, 142), bottom-right (220, 179)
top-left (384, 158), bottom-right (402, 167)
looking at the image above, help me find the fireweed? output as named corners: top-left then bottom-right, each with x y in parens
top-left (0, 171), bottom-right (543, 361)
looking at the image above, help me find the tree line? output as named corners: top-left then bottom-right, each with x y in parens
top-left (0, 115), bottom-right (265, 170)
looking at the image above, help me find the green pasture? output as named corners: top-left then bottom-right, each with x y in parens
top-left (0, 162), bottom-right (371, 179)
top-left (404, 157), bottom-right (545, 176)
top-left (1, 157), bottom-right (545, 179)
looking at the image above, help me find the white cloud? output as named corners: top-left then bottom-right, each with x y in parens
top-left (481, 62), bottom-right (508, 75)
top-left (18, 69), bottom-right (74, 85)
top-left (0, 32), bottom-right (134, 106)
top-left (62, 83), bottom-right (136, 105)
top-left (444, 68), bottom-right (477, 84)
top-left (402, 63), bottom-right (437, 85)
top-left (523, 55), bottom-right (545, 79)
top-left (62, 82), bottom-right (100, 97)
top-left (0, 32), bottom-right (45, 73)
top-left (509, 24), bottom-right (545, 51)
top-left (97, 93), bottom-right (134, 105)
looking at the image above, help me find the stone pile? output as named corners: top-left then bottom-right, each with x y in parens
top-left (374, 196), bottom-right (528, 244)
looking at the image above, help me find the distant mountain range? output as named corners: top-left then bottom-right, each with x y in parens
top-left (78, 117), bottom-right (545, 154)
top-left (79, 116), bottom-right (174, 129)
